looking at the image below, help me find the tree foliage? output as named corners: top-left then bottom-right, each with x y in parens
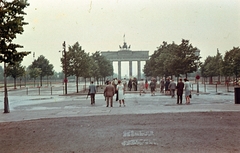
top-left (92, 51), bottom-right (113, 82)
top-left (222, 47), bottom-right (240, 80)
top-left (143, 39), bottom-right (201, 78)
top-left (30, 55), bottom-right (54, 86)
top-left (66, 42), bottom-right (92, 92)
top-left (201, 52), bottom-right (223, 77)
top-left (27, 66), bottom-right (41, 86)
top-left (5, 61), bottom-right (25, 88)
top-left (0, 0), bottom-right (30, 64)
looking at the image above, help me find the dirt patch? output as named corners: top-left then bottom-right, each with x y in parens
top-left (0, 112), bottom-right (239, 153)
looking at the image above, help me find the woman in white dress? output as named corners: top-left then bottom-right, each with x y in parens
top-left (117, 80), bottom-right (125, 107)
top-left (184, 78), bottom-right (191, 104)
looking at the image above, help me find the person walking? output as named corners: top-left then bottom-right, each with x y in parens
top-left (149, 80), bottom-right (156, 96)
top-left (176, 78), bottom-right (184, 104)
top-left (88, 81), bottom-right (96, 105)
top-left (122, 78), bottom-right (127, 91)
top-left (128, 79), bottom-right (132, 91)
top-left (160, 78), bottom-right (165, 93)
top-left (184, 78), bottom-right (191, 104)
top-left (168, 79), bottom-right (177, 98)
top-left (104, 81), bottom-right (115, 107)
top-left (165, 78), bottom-right (170, 95)
top-left (113, 78), bottom-right (118, 89)
top-left (145, 79), bottom-right (149, 91)
top-left (132, 77), bottom-right (138, 91)
top-left (117, 80), bottom-right (125, 107)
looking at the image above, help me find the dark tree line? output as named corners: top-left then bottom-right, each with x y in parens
top-left (61, 42), bottom-right (113, 93)
top-left (143, 39), bottom-right (201, 79)
top-left (201, 47), bottom-right (240, 84)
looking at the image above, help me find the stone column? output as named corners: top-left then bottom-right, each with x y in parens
top-left (118, 61), bottom-right (121, 79)
top-left (129, 60), bottom-right (132, 78)
top-left (112, 61), bottom-right (114, 80)
top-left (137, 61), bottom-right (141, 80)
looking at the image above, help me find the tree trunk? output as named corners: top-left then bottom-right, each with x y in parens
top-left (209, 76), bottom-right (213, 84)
top-left (76, 76), bottom-right (79, 93)
top-left (218, 75), bottom-right (221, 84)
top-left (14, 77), bottom-right (17, 89)
top-left (40, 75), bottom-right (42, 86)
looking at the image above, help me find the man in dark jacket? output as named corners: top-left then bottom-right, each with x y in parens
top-left (176, 79), bottom-right (184, 104)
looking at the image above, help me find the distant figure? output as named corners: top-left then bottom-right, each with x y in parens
top-left (160, 78), bottom-right (165, 93)
top-left (176, 78), bottom-right (184, 104)
top-left (105, 78), bottom-right (109, 85)
top-left (149, 80), bottom-right (156, 96)
top-left (133, 77), bottom-right (138, 91)
top-left (168, 79), bottom-right (177, 98)
top-left (128, 79), bottom-right (132, 91)
top-left (184, 78), bottom-right (191, 104)
top-left (145, 79), bottom-right (149, 91)
top-left (117, 80), bottom-right (125, 107)
top-left (104, 81), bottom-right (115, 107)
top-left (165, 78), bottom-right (170, 95)
top-left (88, 81), bottom-right (96, 105)
top-left (122, 78), bottom-right (127, 90)
top-left (113, 78), bottom-right (118, 89)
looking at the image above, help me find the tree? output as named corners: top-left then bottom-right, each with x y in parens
top-left (143, 40), bottom-right (201, 79)
top-left (0, 0), bottom-right (30, 113)
top-left (27, 66), bottom-right (41, 87)
top-left (30, 55), bottom-right (54, 86)
top-left (200, 50), bottom-right (223, 84)
top-left (0, 0), bottom-right (30, 64)
top-left (67, 42), bottom-right (91, 92)
top-left (214, 50), bottom-right (223, 83)
top-left (5, 61), bottom-right (25, 89)
top-left (201, 56), bottom-right (216, 84)
top-left (178, 39), bottom-right (201, 78)
top-left (222, 47), bottom-right (240, 82)
top-left (92, 51), bottom-right (113, 84)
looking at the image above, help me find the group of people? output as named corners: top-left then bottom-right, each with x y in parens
top-left (164, 78), bottom-right (192, 105)
top-left (88, 77), bottom-right (192, 107)
top-left (104, 79), bottom-right (126, 107)
top-left (127, 77), bottom-right (138, 91)
top-left (88, 79), bottom-right (126, 107)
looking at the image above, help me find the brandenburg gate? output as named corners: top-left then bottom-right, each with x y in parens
top-left (101, 42), bottom-right (149, 79)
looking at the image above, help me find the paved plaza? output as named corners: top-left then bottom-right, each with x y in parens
top-left (0, 83), bottom-right (240, 153)
top-left (0, 82), bottom-right (239, 122)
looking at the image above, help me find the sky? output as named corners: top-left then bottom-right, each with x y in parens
top-left (8, 0), bottom-right (240, 76)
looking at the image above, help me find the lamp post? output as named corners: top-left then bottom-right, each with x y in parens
top-left (4, 59), bottom-right (10, 113)
top-left (62, 41), bottom-right (67, 95)
top-left (195, 49), bottom-right (200, 95)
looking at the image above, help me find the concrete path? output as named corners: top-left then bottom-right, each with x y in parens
top-left (0, 82), bottom-right (240, 122)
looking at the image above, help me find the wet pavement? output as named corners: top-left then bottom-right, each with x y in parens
top-left (0, 83), bottom-right (239, 122)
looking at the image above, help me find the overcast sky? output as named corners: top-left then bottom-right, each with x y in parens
top-left (11, 0), bottom-right (240, 75)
